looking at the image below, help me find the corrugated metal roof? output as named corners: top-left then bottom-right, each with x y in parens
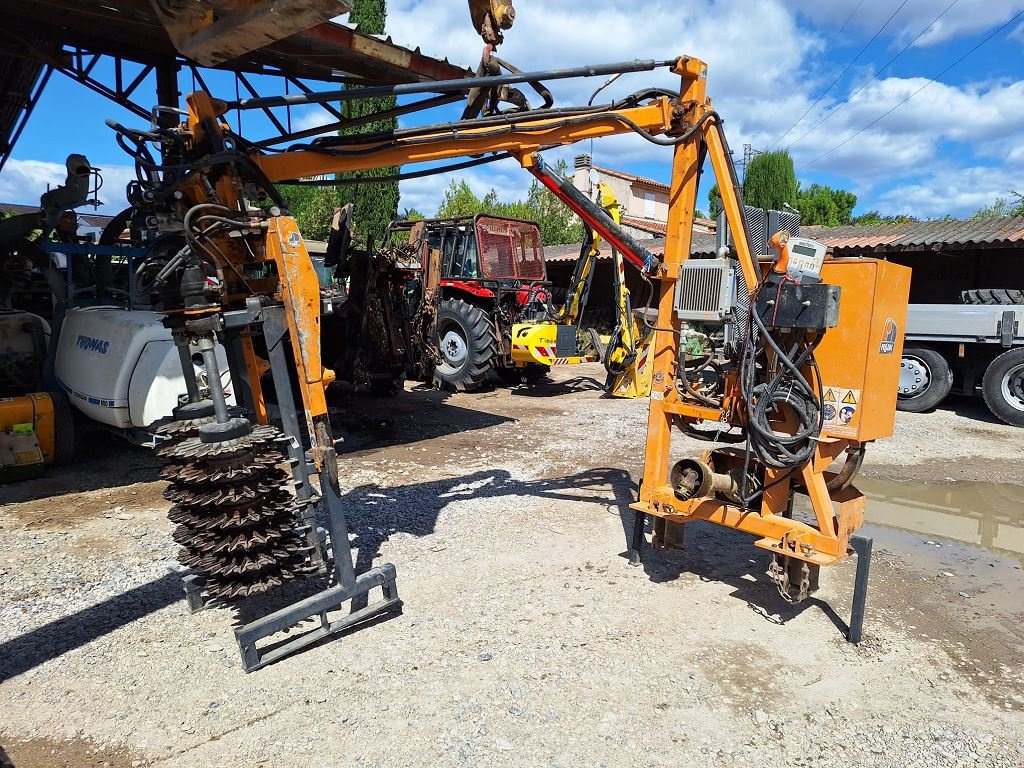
top-left (803, 217), bottom-right (1024, 251)
top-left (545, 231), bottom-right (717, 262)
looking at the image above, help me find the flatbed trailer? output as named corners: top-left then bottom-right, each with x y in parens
top-left (898, 303), bottom-right (1024, 426)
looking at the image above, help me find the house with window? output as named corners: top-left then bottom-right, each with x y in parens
top-left (571, 154), bottom-right (715, 240)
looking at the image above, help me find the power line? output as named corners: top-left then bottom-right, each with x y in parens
top-left (787, 0), bottom-right (960, 150)
top-left (753, 0), bottom-right (866, 140)
top-left (799, 10), bottom-right (1024, 170)
top-left (767, 0), bottom-right (909, 151)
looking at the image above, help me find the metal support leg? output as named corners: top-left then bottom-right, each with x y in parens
top-left (220, 329), bottom-right (254, 415)
top-left (262, 308), bottom-right (318, 558)
top-left (198, 337), bottom-right (231, 423)
top-left (230, 305), bottom-right (401, 672)
top-left (173, 331), bottom-right (202, 404)
top-left (847, 534), bottom-right (873, 644)
top-left (181, 573), bottom-right (206, 614)
top-left (629, 511), bottom-right (645, 566)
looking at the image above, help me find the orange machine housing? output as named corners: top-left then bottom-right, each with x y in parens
top-left (814, 258), bottom-right (911, 442)
top-left (0, 392), bottom-right (60, 462)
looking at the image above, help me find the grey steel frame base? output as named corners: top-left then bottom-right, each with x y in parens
top-left (629, 511), bottom-right (874, 644)
top-left (175, 299), bottom-right (401, 672)
top-left (235, 564), bottom-right (401, 672)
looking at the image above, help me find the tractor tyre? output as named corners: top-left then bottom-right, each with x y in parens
top-left (433, 299), bottom-right (497, 391)
top-left (981, 347), bottom-right (1024, 427)
top-left (960, 289), bottom-right (1024, 305)
top-left (896, 346), bottom-right (952, 413)
top-left (50, 390), bottom-right (76, 466)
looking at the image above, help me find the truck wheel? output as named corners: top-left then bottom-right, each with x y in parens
top-left (896, 346), bottom-right (952, 413)
top-left (960, 289), bottom-right (1024, 305)
top-left (433, 299), bottom-right (496, 391)
top-left (981, 348), bottom-right (1024, 426)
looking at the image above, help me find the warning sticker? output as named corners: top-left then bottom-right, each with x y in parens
top-left (822, 386), bottom-right (861, 437)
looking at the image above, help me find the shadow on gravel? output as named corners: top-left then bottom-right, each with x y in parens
top-left (0, 426), bottom-right (163, 506)
top-left (507, 375), bottom-right (605, 398)
top-left (632, 517), bottom-right (849, 635)
top-left (332, 389), bottom-right (514, 455)
top-left (0, 468), bottom-right (849, 678)
top-left (942, 395), bottom-right (1006, 426)
top-left (0, 572), bottom-right (183, 683)
top-left (343, 467), bottom-right (637, 586)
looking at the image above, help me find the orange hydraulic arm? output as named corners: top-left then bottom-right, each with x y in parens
top-left (186, 55), bottom-right (882, 591)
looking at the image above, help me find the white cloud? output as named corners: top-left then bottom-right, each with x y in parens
top-left (388, 0), bottom-right (816, 112)
top-left (789, 1), bottom-right (1024, 47)
top-left (399, 155), bottom-right (532, 215)
top-left (384, 0), bottom-right (819, 211)
top-left (291, 106), bottom-right (345, 137)
top-left (875, 164), bottom-right (1023, 218)
top-left (777, 76), bottom-right (1024, 183)
top-left (0, 158), bottom-right (133, 214)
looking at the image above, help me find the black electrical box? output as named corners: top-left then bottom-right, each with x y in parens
top-left (756, 279), bottom-right (841, 330)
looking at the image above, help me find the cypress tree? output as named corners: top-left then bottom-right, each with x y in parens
top-left (742, 150), bottom-right (798, 212)
top-left (338, 0), bottom-right (400, 248)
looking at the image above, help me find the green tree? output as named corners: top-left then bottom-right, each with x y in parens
top-left (742, 150), bottom-right (798, 211)
top-left (401, 207), bottom-right (425, 221)
top-left (277, 184), bottom-right (340, 240)
top-left (707, 184), bottom-right (721, 218)
top-left (434, 160), bottom-right (583, 245)
top-left (436, 179), bottom-right (483, 218)
top-left (794, 183), bottom-right (857, 227)
top-left (336, 0), bottom-right (400, 248)
top-left (971, 191), bottom-right (1024, 219)
top-left (850, 210), bottom-right (915, 226)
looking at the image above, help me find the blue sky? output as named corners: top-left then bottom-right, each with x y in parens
top-left (3, 0), bottom-right (1023, 221)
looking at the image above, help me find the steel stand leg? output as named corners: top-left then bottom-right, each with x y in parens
top-left (181, 573), bottom-right (206, 614)
top-left (847, 535), bottom-right (873, 644)
top-left (262, 308), bottom-right (320, 565)
top-left (629, 511), bottom-right (645, 566)
top-left (231, 305), bottom-right (401, 672)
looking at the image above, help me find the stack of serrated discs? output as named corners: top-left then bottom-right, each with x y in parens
top-left (157, 421), bottom-right (317, 600)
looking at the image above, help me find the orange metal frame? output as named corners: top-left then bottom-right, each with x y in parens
top-left (183, 54), bottom-right (866, 565)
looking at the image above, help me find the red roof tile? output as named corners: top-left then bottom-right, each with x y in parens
top-left (592, 165), bottom-right (669, 193)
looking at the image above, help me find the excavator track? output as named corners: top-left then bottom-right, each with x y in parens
top-left (156, 419), bottom-right (317, 601)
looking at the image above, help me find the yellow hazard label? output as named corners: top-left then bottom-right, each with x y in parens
top-left (824, 388), bottom-right (837, 402)
top-left (842, 390), bottom-right (858, 405)
top-left (14, 450), bottom-right (42, 465)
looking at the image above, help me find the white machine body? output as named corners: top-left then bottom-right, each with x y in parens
top-left (55, 306), bottom-right (234, 429)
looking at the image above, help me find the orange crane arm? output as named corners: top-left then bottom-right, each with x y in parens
top-left (252, 100), bottom-right (673, 181)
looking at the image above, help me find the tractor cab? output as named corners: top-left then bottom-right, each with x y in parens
top-left (384, 215), bottom-right (553, 390)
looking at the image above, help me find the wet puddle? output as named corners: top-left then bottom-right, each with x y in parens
top-left (855, 477), bottom-right (1024, 636)
top-left (857, 477), bottom-right (1024, 565)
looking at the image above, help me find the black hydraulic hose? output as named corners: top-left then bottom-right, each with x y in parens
top-left (826, 445), bottom-right (866, 492)
top-left (278, 153), bottom-right (513, 185)
top-left (304, 88), bottom-right (683, 150)
top-left (293, 109), bottom-right (723, 167)
top-left (228, 59), bottom-right (678, 110)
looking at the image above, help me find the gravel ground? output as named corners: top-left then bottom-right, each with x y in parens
top-left (1, 364), bottom-right (1022, 767)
